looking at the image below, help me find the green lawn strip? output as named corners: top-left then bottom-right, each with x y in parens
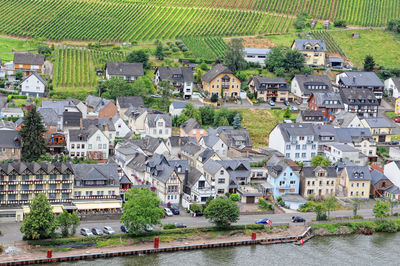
top-left (311, 219), bottom-right (400, 234)
top-left (0, 36), bottom-right (37, 62)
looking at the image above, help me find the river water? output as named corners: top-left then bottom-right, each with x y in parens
top-left (56, 233), bottom-right (400, 266)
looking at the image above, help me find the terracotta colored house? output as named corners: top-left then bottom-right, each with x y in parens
top-left (180, 118), bottom-right (207, 142)
top-left (308, 92), bottom-right (344, 122)
top-left (14, 53), bottom-right (45, 75)
top-left (370, 170), bottom-right (393, 198)
top-left (85, 95), bottom-right (118, 119)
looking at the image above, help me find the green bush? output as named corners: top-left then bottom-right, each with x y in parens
top-left (350, 215), bottom-right (364, 219)
top-left (229, 193), bottom-right (240, 202)
top-left (190, 203), bottom-right (203, 212)
top-left (374, 220), bottom-right (399, 233)
top-left (7, 95), bottom-right (27, 100)
top-left (258, 198), bottom-right (273, 211)
top-left (298, 202), bottom-right (314, 212)
top-left (163, 224), bottom-right (177, 230)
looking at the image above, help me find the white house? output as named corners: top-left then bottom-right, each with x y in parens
top-left (124, 106), bottom-right (147, 134)
top-left (112, 114), bottom-right (131, 138)
top-left (182, 168), bottom-right (215, 208)
top-left (199, 130), bottom-right (228, 158)
top-left (243, 48), bottom-right (270, 66)
top-left (145, 114), bottom-right (172, 139)
top-left (155, 67), bottom-right (194, 99)
top-left (291, 75), bottom-right (332, 103)
top-left (269, 123), bottom-right (318, 163)
top-left (384, 77), bottom-right (400, 98)
top-left (105, 62), bottom-right (144, 81)
top-left (67, 126), bottom-right (109, 160)
top-left (0, 107), bottom-right (24, 118)
top-left (20, 72), bottom-right (46, 97)
top-left (324, 144), bottom-right (368, 166)
top-left (384, 161), bottom-right (400, 188)
top-left (333, 112), bottom-right (364, 128)
top-left (169, 102), bottom-right (187, 117)
top-left (203, 160), bottom-right (231, 196)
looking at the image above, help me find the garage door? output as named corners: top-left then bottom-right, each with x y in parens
top-left (246, 196), bottom-right (255, 204)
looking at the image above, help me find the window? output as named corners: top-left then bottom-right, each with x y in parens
top-left (98, 144), bottom-right (102, 149)
top-left (71, 152), bottom-right (75, 156)
top-left (218, 189), bottom-right (224, 194)
top-left (71, 144), bottom-right (75, 149)
top-left (302, 144), bottom-right (306, 150)
top-left (9, 185), bottom-right (17, 191)
top-left (285, 153), bottom-right (290, 158)
top-left (350, 191), bottom-right (353, 196)
top-left (50, 184), bottom-right (57, 190)
top-left (299, 136), bottom-right (304, 141)
top-left (286, 144), bottom-right (291, 150)
top-left (85, 191), bottom-right (93, 196)
top-left (62, 184), bottom-right (69, 189)
top-left (158, 122), bottom-right (163, 127)
top-left (218, 178), bottom-right (225, 184)
top-left (97, 191), bottom-right (104, 195)
top-left (96, 136), bottom-right (100, 141)
top-left (361, 191), bottom-right (364, 196)
top-left (88, 144), bottom-right (92, 149)
top-left (290, 180), bottom-right (295, 185)
top-left (312, 181), bottom-right (315, 185)
top-left (62, 193), bottom-right (69, 199)
top-left (50, 174), bottom-right (57, 180)
top-left (21, 194), bottom-right (29, 200)
top-left (307, 181), bottom-right (310, 185)
top-left (326, 181), bottom-right (330, 185)
top-left (35, 184), bottom-right (43, 190)
top-left (153, 129), bottom-right (156, 135)
top-left (82, 144), bottom-right (85, 149)
top-left (8, 194), bottom-right (16, 200)
top-left (77, 144), bottom-right (80, 149)
top-left (296, 145), bottom-right (300, 150)
top-left (351, 183), bottom-right (354, 187)
top-left (295, 153), bottom-right (300, 158)
top-left (108, 190), bottom-right (115, 195)
top-left (159, 129), bottom-right (162, 134)
top-left (362, 182), bottom-right (365, 187)
top-left (279, 181), bottom-right (285, 186)
top-left (302, 153), bottom-right (306, 158)
top-left (22, 184), bottom-right (29, 190)
top-left (311, 152), bottom-right (316, 157)
top-left (312, 144), bottom-right (316, 149)
top-left (103, 144), bottom-right (107, 149)
top-left (49, 193), bottom-right (56, 199)
top-left (220, 170), bottom-right (224, 175)
top-left (198, 181), bottom-right (205, 189)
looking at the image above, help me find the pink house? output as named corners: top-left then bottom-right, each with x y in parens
top-left (180, 118), bottom-right (207, 142)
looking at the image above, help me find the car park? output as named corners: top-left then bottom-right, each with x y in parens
top-left (175, 223), bottom-right (187, 228)
top-left (255, 218), bottom-right (270, 224)
top-left (164, 208), bottom-right (173, 217)
top-left (121, 225), bottom-right (129, 233)
top-left (292, 216), bottom-right (305, 223)
top-left (103, 226), bottom-right (115, 235)
top-left (269, 100), bottom-right (275, 106)
top-left (170, 206), bottom-right (180, 215)
top-left (92, 227), bottom-right (103, 235)
top-left (80, 228), bottom-right (93, 237)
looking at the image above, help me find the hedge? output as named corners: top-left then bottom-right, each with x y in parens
top-left (7, 95), bottom-right (27, 100)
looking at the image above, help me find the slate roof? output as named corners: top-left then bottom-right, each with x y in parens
top-left (185, 168), bottom-right (203, 188)
top-left (333, 112), bottom-right (359, 128)
top-left (126, 152), bottom-right (147, 172)
top-left (42, 100), bottom-right (76, 116)
top-left (330, 144), bottom-right (358, 152)
top-left (171, 102), bottom-right (187, 109)
top-left (243, 48), bottom-right (270, 55)
top-left (302, 166), bottom-right (337, 178)
top-left (220, 128), bottom-right (252, 148)
top-left (14, 53), bottom-right (45, 65)
top-left (106, 62), bottom-right (144, 77)
top-left (345, 166), bottom-right (371, 181)
top-left (266, 156), bottom-right (289, 178)
top-left (293, 39), bottom-right (327, 52)
top-left (218, 160), bottom-right (251, 180)
top-left (119, 175), bottom-right (132, 184)
top-left (278, 123), bottom-right (316, 142)
top-left (63, 111), bottom-right (82, 127)
top-left (300, 110), bottom-right (324, 118)
top-left (68, 129), bottom-right (89, 142)
top-left (335, 128), bottom-right (372, 143)
top-left (362, 118), bottom-right (394, 128)
top-left (169, 160), bottom-right (190, 175)
top-left (312, 92), bottom-right (344, 109)
top-left (385, 185), bottom-right (400, 194)
top-left (198, 148), bottom-right (215, 163)
top-left (201, 64), bottom-right (234, 83)
top-left (0, 162), bottom-right (72, 175)
top-left (146, 154), bottom-right (176, 183)
top-left (85, 95), bottom-right (102, 109)
top-left (117, 96), bottom-right (144, 109)
top-left (156, 67), bottom-right (194, 83)
top-left (169, 136), bottom-right (196, 148)
top-left (181, 118), bottom-right (203, 134)
top-left (0, 120), bottom-right (15, 130)
top-left (82, 118), bottom-right (116, 132)
top-left (38, 108), bottom-right (58, 127)
top-left (339, 72), bottom-right (384, 87)
top-left (146, 114), bottom-right (172, 127)
top-left (339, 88), bottom-right (378, 105)
top-left (391, 77), bottom-right (400, 89)
top-left (201, 134), bottom-right (222, 148)
top-left (0, 130), bottom-right (21, 148)
top-left (203, 160), bottom-right (224, 175)
top-left (72, 163), bottom-right (119, 187)
top-left (370, 170), bottom-right (389, 186)
top-left (250, 76), bottom-right (288, 91)
top-left (129, 136), bottom-right (165, 155)
top-left (0, 108), bottom-right (23, 115)
top-left (21, 72), bottom-right (46, 86)
top-left (182, 142), bottom-right (202, 156)
top-left (293, 75), bottom-right (332, 96)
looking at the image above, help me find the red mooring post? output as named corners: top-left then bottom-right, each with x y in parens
top-left (251, 232), bottom-right (256, 240)
top-left (47, 249), bottom-right (52, 259)
top-left (154, 236), bottom-right (160, 248)
top-left (302, 239), bottom-right (304, 245)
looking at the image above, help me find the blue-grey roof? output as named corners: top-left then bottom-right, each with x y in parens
top-left (0, 130), bottom-right (21, 148)
top-left (328, 57), bottom-right (344, 63)
top-left (293, 39), bottom-right (327, 52)
top-left (385, 185), bottom-right (400, 194)
top-left (363, 118), bottom-right (394, 128)
top-left (243, 48), bottom-right (270, 55)
top-left (72, 163), bottom-right (119, 187)
top-left (339, 72), bottom-right (384, 87)
top-left (42, 100), bottom-right (75, 116)
top-left (279, 123), bottom-right (316, 142)
top-left (370, 170), bottom-right (389, 186)
top-left (345, 166), bottom-right (371, 181)
top-left (171, 102), bottom-right (187, 109)
top-left (331, 144), bottom-right (358, 153)
top-left (38, 108), bottom-right (58, 127)
top-left (312, 92), bottom-right (344, 109)
top-left (335, 128), bottom-right (372, 143)
top-left (201, 134), bottom-right (221, 148)
top-left (203, 160), bottom-right (224, 175)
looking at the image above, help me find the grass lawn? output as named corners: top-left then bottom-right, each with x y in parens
top-left (237, 109), bottom-right (297, 148)
top-left (386, 111), bottom-right (397, 119)
top-left (265, 33), bottom-right (302, 47)
top-left (51, 87), bottom-right (95, 100)
top-left (0, 36), bottom-right (37, 62)
top-left (330, 29), bottom-right (400, 68)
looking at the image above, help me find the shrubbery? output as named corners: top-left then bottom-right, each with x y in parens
top-left (374, 220), bottom-right (398, 233)
top-left (163, 224), bottom-right (177, 230)
top-left (258, 198), bottom-right (274, 211)
top-left (229, 193), bottom-right (240, 202)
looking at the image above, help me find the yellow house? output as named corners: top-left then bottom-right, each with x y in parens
top-left (395, 98), bottom-right (400, 115)
top-left (201, 64), bottom-right (241, 99)
top-left (337, 166), bottom-right (371, 199)
top-left (291, 39), bottom-right (327, 66)
top-left (361, 117), bottom-right (395, 143)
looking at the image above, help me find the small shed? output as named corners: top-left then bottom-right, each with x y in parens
top-left (281, 194), bottom-right (307, 210)
top-left (323, 20), bottom-right (330, 29)
top-left (352, 32), bottom-right (360, 39)
top-left (328, 57), bottom-right (344, 68)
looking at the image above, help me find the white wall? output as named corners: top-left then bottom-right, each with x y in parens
top-left (87, 130), bottom-right (109, 159)
top-left (114, 117), bottom-right (131, 138)
top-left (20, 74), bottom-right (45, 97)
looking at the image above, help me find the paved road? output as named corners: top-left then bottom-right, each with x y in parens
top-left (1, 208), bottom-right (397, 244)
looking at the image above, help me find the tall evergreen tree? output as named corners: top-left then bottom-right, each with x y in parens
top-left (233, 113), bottom-right (242, 129)
top-left (223, 38), bottom-right (247, 72)
top-left (19, 105), bottom-right (46, 162)
top-left (364, 55), bottom-right (375, 71)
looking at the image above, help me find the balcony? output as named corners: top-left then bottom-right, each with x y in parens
top-left (73, 195), bottom-right (117, 200)
top-left (0, 180), bottom-right (18, 184)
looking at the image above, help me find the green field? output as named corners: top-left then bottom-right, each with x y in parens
top-left (330, 30), bottom-right (400, 68)
top-left (0, 36), bottom-right (37, 62)
top-left (0, 0), bottom-right (399, 42)
top-left (183, 37), bottom-right (227, 59)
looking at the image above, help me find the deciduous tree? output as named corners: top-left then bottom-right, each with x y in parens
top-left (126, 50), bottom-right (149, 69)
top-left (204, 197), bottom-right (239, 228)
top-left (373, 200), bottom-right (390, 218)
top-left (311, 155), bottom-right (332, 166)
top-left (223, 38), bottom-right (247, 72)
top-left (155, 41), bottom-right (164, 60)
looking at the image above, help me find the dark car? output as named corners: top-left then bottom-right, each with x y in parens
top-left (175, 223), bottom-right (187, 228)
top-left (292, 216), bottom-right (305, 223)
top-left (194, 210), bottom-right (203, 216)
top-left (121, 225), bottom-right (129, 233)
top-left (170, 206), bottom-right (180, 215)
top-left (283, 101), bottom-right (290, 106)
top-left (255, 218), bottom-right (270, 224)
top-left (390, 140), bottom-right (399, 145)
top-left (91, 227), bottom-right (103, 235)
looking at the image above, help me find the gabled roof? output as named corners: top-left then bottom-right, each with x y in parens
top-left (63, 111), bottom-right (82, 127)
top-left (182, 142), bottom-right (202, 156)
top-left (126, 152), bottom-right (147, 172)
top-left (293, 39), bottom-right (327, 52)
top-left (171, 102), bottom-right (187, 109)
top-left (128, 136), bottom-right (165, 155)
top-left (146, 114), bottom-right (172, 127)
top-left (302, 166), bottom-right (337, 178)
top-left (201, 134), bottom-right (223, 148)
top-left (181, 118), bottom-right (203, 134)
top-left (300, 110), bottom-right (324, 118)
top-left (169, 160), bottom-right (190, 175)
top-left (82, 118), bottom-right (116, 132)
top-left (370, 170), bottom-right (389, 186)
top-left (345, 166), bottom-right (371, 181)
top-left (38, 108), bottom-right (58, 127)
top-left (72, 163), bottom-right (119, 186)
top-left (106, 62), bottom-right (144, 77)
top-left (279, 123), bottom-right (316, 142)
top-left (339, 88), bottom-right (378, 105)
top-left (0, 130), bottom-right (21, 148)
top-left (390, 77), bottom-right (400, 89)
top-left (169, 136), bottom-right (196, 148)
top-left (156, 67), bottom-right (194, 83)
top-left (14, 53), bottom-right (45, 65)
top-left (220, 128), bottom-right (252, 148)
top-left (250, 76), bottom-right (288, 91)
top-left (21, 72), bottom-right (46, 86)
top-left (338, 72), bottom-right (384, 87)
top-left (42, 100), bottom-right (76, 116)
top-left (293, 75), bottom-right (332, 96)
top-left (201, 64), bottom-right (234, 83)
top-left (117, 96), bottom-right (144, 109)
top-left (333, 112), bottom-right (359, 128)
top-left (312, 92), bottom-right (344, 109)
top-left (119, 175), bottom-right (132, 184)
top-left (185, 168), bottom-right (203, 188)
top-left (198, 148), bottom-right (215, 163)
top-left (203, 160), bottom-right (224, 175)
top-left (0, 120), bottom-right (15, 130)
top-left (362, 118), bottom-right (394, 128)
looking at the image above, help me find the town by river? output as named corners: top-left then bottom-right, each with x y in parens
top-left (55, 233), bottom-right (400, 266)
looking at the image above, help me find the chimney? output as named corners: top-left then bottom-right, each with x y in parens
top-left (353, 76), bottom-right (356, 84)
top-left (105, 124), bottom-right (109, 131)
top-left (80, 118), bottom-right (83, 129)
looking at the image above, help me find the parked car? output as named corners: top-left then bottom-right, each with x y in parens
top-left (194, 210), bottom-right (203, 216)
top-left (394, 118), bottom-right (400, 123)
top-left (164, 208), bottom-right (173, 217)
top-left (103, 226), bottom-right (115, 235)
top-left (144, 225), bottom-right (153, 232)
top-left (290, 106), bottom-right (298, 111)
top-left (121, 225), bottom-right (129, 233)
top-left (292, 216), bottom-right (305, 223)
top-left (170, 206), bottom-right (180, 215)
top-left (269, 100), bottom-right (275, 106)
top-left (80, 228), bottom-right (93, 237)
top-left (92, 227), bottom-right (103, 236)
top-left (255, 218), bottom-right (270, 225)
top-left (151, 94), bottom-right (161, 98)
top-left (390, 140), bottom-right (399, 145)
top-left (294, 100), bottom-right (301, 105)
top-left (175, 223), bottom-right (187, 228)
top-left (283, 101), bottom-right (290, 106)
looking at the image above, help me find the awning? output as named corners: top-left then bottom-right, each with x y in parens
top-left (23, 205), bottom-right (64, 214)
top-left (74, 201), bottom-right (122, 210)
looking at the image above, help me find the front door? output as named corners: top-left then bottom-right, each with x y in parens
top-left (379, 135), bottom-right (385, 143)
top-left (246, 196), bottom-right (255, 204)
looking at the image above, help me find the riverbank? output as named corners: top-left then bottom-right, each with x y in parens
top-left (0, 225), bottom-right (307, 264)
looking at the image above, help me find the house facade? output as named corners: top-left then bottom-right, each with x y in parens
top-left (300, 166), bottom-right (337, 199)
top-left (248, 76), bottom-right (290, 102)
top-left (20, 72), bottom-right (46, 97)
top-left (106, 62), bottom-right (144, 81)
top-left (308, 92), bottom-right (344, 122)
top-left (339, 88), bottom-right (379, 118)
top-left (0, 129), bottom-right (22, 162)
top-left (384, 77), bottom-right (400, 98)
top-left (180, 118), bottom-right (207, 142)
top-left (201, 64), bottom-right (241, 99)
top-left (182, 168), bottom-right (215, 208)
top-left (337, 166), bottom-right (371, 198)
top-left (361, 118), bottom-right (394, 143)
top-left (243, 48), bottom-right (270, 66)
top-left (291, 75), bottom-right (332, 103)
top-left (267, 157), bottom-right (300, 199)
top-left (291, 39), bottom-right (327, 66)
top-left (14, 53), bottom-right (45, 75)
top-left (145, 114), bottom-right (172, 139)
top-left (336, 72), bottom-right (384, 102)
top-left (155, 67), bottom-right (194, 99)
